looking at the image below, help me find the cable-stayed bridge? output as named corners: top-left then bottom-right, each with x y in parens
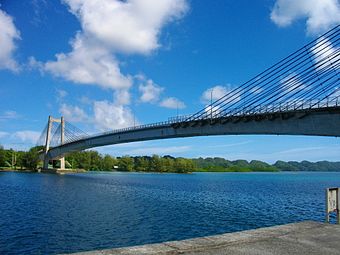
top-left (37, 25), bottom-right (340, 170)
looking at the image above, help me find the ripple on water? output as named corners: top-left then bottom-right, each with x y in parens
top-left (0, 171), bottom-right (340, 254)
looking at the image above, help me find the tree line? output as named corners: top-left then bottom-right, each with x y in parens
top-left (0, 146), bottom-right (42, 170)
top-left (1, 145), bottom-right (340, 172)
top-left (65, 151), bottom-right (195, 173)
top-left (0, 146), bottom-right (195, 173)
top-left (193, 157), bottom-right (278, 172)
top-left (194, 157), bottom-right (340, 172)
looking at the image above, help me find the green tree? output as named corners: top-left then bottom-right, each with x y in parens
top-left (118, 156), bottom-right (134, 171)
top-left (102, 155), bottom-right (117, 170)
top-left (0, 145), bottom-right (6, 167)
top-left (22, 147), bottom-right (41, 170)
top-left (150, 155), bottom-right (166, 172)
top-left (135, 157), bottom-right (149, 171)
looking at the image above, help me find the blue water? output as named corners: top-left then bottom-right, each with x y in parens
top-left (0, 171), bottom-right (340, 254)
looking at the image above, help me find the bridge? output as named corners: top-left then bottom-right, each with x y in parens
top-left (37, 25), bottom-right (340, 171)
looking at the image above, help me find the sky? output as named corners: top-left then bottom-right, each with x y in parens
top-left (0, 0), bottom-right (340, 163)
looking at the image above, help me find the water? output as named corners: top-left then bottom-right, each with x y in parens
top-left (0, 171), bottom-right (339, 254)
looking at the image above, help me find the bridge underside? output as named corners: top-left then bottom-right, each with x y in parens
top-left (46, 107), bottom-right (340, 160)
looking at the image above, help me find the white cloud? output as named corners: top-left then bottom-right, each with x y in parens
top-left (45, 35), bottom-right (132, 90)
top-left (43, 0), bottom-right (188, 90)
top-left (78, 96), bottom-right (92, 105)
top-left (280, 73), bottom-right (306, 93)
top-left (12, 131), bottom-right (40, 144)
top-left (64, 0), bottom-right (188, 54)
top-left (311, 37), bottom-right (340, 71)
top-left (139, 79), bottom-right (164, 103)
top-left (59, 103), bottom-right (88, 122)
top-left (59, 97), bottom-right (138, 131)
top-left (0, 110), bottom-right (20, 120)
top-left (271, 0), bottom-right (340, 35)
top-left (93, 100), bottom-right (137, 131)
top-left (0, 131), bottom-right (8, 138)
top-left (203, 105), bottom-right (222, 118)
top-left (27, 56), bottom-right (44, 71)
top-left (201, 85), bottom-right (241, 104)
top-left (250, 86), bottom-right (263, 94)
top-left (56, 89), bottom-right (68, 102)
top-left (114, 89), bottom-right (131, 106)
top-left (0, 9), bottom-right (20, 71)
top-left (159, 97), bottom-right (186, 109)
top-left (31, 0), bottom-right (189, 129)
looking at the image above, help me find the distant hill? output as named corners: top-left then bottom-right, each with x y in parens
top-left (193, 157), bottom-right (340, 172)
top-left (273, 160), bottom-right (340, 171)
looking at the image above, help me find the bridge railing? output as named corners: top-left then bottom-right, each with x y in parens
top-left (60, 96), bottom-right (340, 146)
top-left (184, 96), bottom-right (340, 120)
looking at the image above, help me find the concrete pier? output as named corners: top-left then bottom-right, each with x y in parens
top-left (67, 221), bottom-right (340, 255)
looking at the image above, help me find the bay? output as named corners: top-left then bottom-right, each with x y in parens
top-left (0, 171), bottom-right (339, 254)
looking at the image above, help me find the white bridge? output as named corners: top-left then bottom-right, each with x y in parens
top-left (37, 25), bottom-right (340, 170)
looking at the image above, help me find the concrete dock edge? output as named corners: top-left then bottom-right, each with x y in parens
top-left (66, 221), bottom-right (340, 255)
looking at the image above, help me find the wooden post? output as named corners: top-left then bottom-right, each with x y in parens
top-left (326, 188), bottom-right (339, 224)
top-left (337, 188), bottom-right (340, 224)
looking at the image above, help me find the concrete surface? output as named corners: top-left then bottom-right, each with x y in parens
top-left (66, 221), bottom-right (340, 255)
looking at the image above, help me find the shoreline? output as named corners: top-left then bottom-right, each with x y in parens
top-left (2, 169), bottom-right (340, 174)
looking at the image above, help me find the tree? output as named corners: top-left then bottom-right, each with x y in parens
top-left (22, 147), bottom-right (41, 170)
top-left (118, 156), bottom-right (134, 171)
top-left (150, 155), bottom-right (162, 172)
top-left (102, 155), bottom-right (117, 170)
top-left (135, 157), bottom-right (149, 171)
top-left (0, 145), bottom-right (6, 167)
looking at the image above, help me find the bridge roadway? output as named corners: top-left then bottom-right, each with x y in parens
top-left (47, 106), bottom-right (340, 160)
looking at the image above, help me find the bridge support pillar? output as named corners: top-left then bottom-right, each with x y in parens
top-left (43, 158), bottom-right (49, 170)
top-left (43, 116), bottom-right (52, 170)
top-left (59, 116), bottom-right (65, 170)
top-left (43, 115), bottom-right (66, 171)
top-left (59, 158), bottom-right (65, 170)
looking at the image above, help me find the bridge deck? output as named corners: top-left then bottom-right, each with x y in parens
top-left (67, 221), bottom-right (340, 255)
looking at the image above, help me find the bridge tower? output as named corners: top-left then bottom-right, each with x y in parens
top-left (43, 116), bottom-right (65, 170)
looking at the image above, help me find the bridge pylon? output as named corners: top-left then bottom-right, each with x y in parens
top-left (43, 115), bottom-right (65, 171)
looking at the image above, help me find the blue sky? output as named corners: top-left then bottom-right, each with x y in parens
top-left (0, 0), bottom-right (340, 163)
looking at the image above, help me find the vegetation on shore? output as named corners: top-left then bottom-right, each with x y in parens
top-left (66, 151), bottom-right (195, 173)
top-left (1, 145), bottom-right (340, 173)
top-left (0, 146), bottom-right (43, 171)
top-left (193, 158), bottom-right (278, 172)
